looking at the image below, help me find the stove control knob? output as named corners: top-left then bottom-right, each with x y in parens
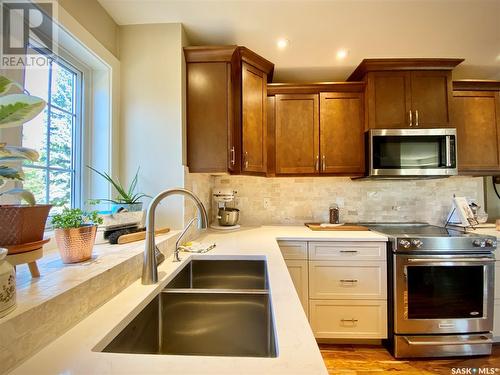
top-left (473, 239), bottom-right (485, 248)
top-left (399, 239), bottom-right (411, 249)
top-left (411, 239), bottom-right (424, 248)
top-left (485, 239), bottom-right (495, 247)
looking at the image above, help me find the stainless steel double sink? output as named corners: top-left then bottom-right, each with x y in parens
top-left (102, 259), bottom-right (277, 358)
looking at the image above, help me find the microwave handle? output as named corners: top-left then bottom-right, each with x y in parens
top-left (445, 136), bottom-right (452, 167)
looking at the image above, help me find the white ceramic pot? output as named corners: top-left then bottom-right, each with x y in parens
top-left (0, 248), bottom-right (16, 318)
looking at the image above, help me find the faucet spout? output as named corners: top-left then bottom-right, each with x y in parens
top-left (141, 188), bottom-right (208, 285)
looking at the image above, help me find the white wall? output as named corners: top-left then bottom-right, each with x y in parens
top-left (119, 23), bottom-right (186, 229)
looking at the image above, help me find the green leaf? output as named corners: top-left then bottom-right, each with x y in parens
top-left (0, 188), bottom-right (36, 205)
top-left (0, 165), bottom-right (23, 181)
top-left (51, 208), bottom-right (103, 229)
top-left (0, 144), bottom-right (39, 162)
top-left (0, 94), bottom-right (46, 128)
top-left (127, 167), bottom-right (139, 197)
top-left (0, 75), bottom-right (23, 95)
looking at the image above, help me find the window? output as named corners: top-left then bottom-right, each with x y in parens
top-left (22, 47), bottom-right (83, 214)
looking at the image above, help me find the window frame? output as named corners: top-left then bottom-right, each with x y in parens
top-left (22, 43), bottom-right (91, 212)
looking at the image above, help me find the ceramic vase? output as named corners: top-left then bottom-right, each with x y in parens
top-left (0, 248), bottom-right (16, 318)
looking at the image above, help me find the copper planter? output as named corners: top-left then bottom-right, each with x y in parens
top-left (55, 225), bottom-right (97, 264)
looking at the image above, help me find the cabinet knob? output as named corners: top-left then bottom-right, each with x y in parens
top-left (415, 110), bottom-right (419, 127)
top-left (322, 155), bottom-right (326, 171)
top-left (315, 155), bottom-right (319, 171)
top-left (409, 110), bottom-right (413, 127)
top-left (244, 151), bottom-right (249, 169)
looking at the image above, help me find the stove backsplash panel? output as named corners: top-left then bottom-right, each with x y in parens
top-left (185, 173), bottom-right (484, 227)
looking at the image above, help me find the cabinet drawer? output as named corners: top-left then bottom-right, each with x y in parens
top-left (309, 241), bottom-right (386, 261)
top-left (309, 299), bottom-right (387, 339)
top-left (309, 261), bottom-right (386, 300)
top-left (278, 241), bottom-right (308, 260)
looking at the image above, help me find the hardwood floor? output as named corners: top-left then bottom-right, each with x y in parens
top-left (320, 344), bottom-right (500, 374)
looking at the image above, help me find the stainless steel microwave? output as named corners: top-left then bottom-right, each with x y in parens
top-left (367, 128), bottom-right (457, 177)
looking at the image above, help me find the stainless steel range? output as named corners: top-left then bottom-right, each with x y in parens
top-left (365, 223), bottom-right (496, 358)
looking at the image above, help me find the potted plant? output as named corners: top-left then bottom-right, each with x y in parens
top-left (0, 75), bottom-right (51, 249)
top-left (87, 165), bottom-right (150, 212)
top-left (51, 208), bottom-right (103, 264)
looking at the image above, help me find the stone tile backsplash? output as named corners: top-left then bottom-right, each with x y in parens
top-left (186, 173), bottom-right (484, 227)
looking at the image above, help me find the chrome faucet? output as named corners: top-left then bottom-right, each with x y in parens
top-left (174, 217), bottom-right (198, 262)
top-left (141, 188), bottom-right (209, 285)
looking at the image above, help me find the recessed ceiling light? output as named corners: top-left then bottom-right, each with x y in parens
top-left (336, 49), bottom-right (348, 60)
top-left (277, 38), bottom-right (289, 50)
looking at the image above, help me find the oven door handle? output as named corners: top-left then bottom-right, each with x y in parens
top-left (407, 258), bottom-right (495, 263)
top-left (404, 336), bottom-right (493, 346)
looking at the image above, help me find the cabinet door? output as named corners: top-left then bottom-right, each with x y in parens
top-left (242, 62), bottom-right (267, 173)
top-left (453, 91), bottom-right (500, 173)
top-left (320, 92), bottom-right (364, 174)
top-left (187, 62), bottom-right (232, 172)
top-left (285, 260), bottom-right (309, 317)
top-left (410, 71), bottom-right (452, 128)
top-left (494, 300), bottom-right (500, 342)
top-left (367, 72), bottom-right (411, 129)
top-left (275, 94), bottom-right (320, 174)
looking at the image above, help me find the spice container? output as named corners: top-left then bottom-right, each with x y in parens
top-left (329, 204), bottom-right (340, 224)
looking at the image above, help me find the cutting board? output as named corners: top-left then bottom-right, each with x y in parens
top-left (117, 227), bottom-right (170, 244)
top-left (305, 223), bottom-right (370, 231)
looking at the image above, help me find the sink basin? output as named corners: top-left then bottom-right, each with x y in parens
top-left (166, 259), bottom-right (268, 290)
top-left (101, 259), bottom-right (277, 358)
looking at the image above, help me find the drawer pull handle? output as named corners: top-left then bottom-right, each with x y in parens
top-left (339, 250), bottom-right (358, 254)
top-left (340, 318), bottom-right (359, 323)
top-left (340, 279), bottom-right (358, 283)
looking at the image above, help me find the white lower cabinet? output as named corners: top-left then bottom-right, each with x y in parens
top-left (494, 260), bottom-right (500, 342)
top-left (309, 299), bottom-right (388, 339)
top-left (285, 260), bottom-right (309, 317)
top-left (279, 240), bottom-right (388, 340)
top-left (494, 300), bottom-right (500, 341)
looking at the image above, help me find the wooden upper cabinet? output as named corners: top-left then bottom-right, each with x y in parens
top-left (452, 82), bottom-right (500, 174)
top-left (410, 71), bottom-right (452, 127)
top-left (186, 62), bottom-right (232, 173)
top-left (367, 72), bottom-right (411, 129)
top-left (275, 94), bottom-right (319, 175)
top-left (242, 62), bottom-right (267, 173)
top-left (320, 92), bottom-right (365, 174)
top-left (184, 46), bottom-right (273, 174)
top-left (348, 58), bottom-right (463, 130)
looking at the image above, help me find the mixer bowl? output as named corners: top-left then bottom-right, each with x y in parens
top-left (217, 207), bottom-right (240, 226)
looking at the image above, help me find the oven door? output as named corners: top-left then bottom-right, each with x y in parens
top-left (394, 254), bottom-right (494, 334)
top-left (369, 128), bottom-right (457, 177)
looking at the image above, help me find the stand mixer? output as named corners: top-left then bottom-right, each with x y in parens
top-left (210, 188), bottom-right (240, 230)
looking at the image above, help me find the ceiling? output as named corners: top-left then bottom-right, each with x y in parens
top-left (98, 0), bottom-right (500, 82)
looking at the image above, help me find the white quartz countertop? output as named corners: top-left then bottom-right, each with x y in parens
top-left (10, 226), bottom-right (387, 375)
